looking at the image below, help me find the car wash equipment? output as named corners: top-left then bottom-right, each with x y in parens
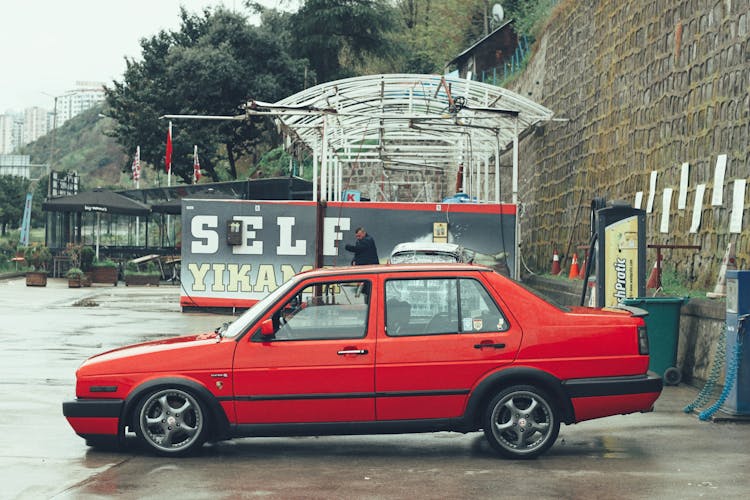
top-left (698, 270), bottom-right (750, 420)
top-left (683, 327), bottom-right (726, 414)
top-left (580, 200), bottom-right (646, 308)
top-left (699, 271), bottom-right (750, 419)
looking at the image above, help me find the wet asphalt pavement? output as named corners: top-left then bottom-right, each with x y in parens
top-left (1, 276), bottom-right (749, 499)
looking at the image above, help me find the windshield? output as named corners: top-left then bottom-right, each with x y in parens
top-left (221, 276), bottom-right (301, 338)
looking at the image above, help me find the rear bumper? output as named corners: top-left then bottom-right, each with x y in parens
top-left (563, 373), bottom-right (663, 398)
top-left (63, 399), bottom-right (123, 438)
top-left (563, 374), bottom-right (663, 422)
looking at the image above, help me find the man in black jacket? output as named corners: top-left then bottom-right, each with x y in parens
top-left (345, 227), bottom-right (379, 265)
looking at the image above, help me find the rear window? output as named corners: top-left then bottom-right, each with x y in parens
top-left (511, 279), bottom-right (571, 312)
top-left (390, 251), bottom-right (459, 264)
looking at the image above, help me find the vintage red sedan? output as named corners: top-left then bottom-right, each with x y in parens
top-left (63, 263), bottom-right (661, 459)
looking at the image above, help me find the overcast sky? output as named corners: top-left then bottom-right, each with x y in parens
top-left (1, 0), bottom-right (297, 113)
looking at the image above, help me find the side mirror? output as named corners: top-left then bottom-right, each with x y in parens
top-left (260, 318), bottom-right (275, 337)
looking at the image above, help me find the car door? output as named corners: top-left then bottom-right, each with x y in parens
top-left (375, 272), bottom-right (522, 421)
top-left (232, 277), bottom-right (376, 424)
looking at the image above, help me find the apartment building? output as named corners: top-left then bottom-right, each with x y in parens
top-left (23, 107), bottom-right (50, 144)
top-left (0, 81), bottom-right (105, 152)
top-left (55, 81), bottom-right (105, 125)
top-left (0, 115), bottom-right (13, 154)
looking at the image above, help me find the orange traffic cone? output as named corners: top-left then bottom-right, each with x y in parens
top-left (646, 258), bottom-right (662, 289)
top-left (551, 250), bottom-right (561, 275)
top-left (568, 253), bottom-right (580, 279)
top-left (707, 242), bottom-right (736, 298)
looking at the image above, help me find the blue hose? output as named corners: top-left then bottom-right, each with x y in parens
top-left (698, 315), bottom-right (748, 421)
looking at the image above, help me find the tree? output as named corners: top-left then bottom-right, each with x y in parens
top-left (30, 176), bottom-right (49, 228)
top-left (105, 7), bottom-right (307, 184)
top-left (290, 0), bottom-right (399, 83)
top-left (0, 175), bottom-right (30, 236)
top-left (391, 0), bottom-right (490, 74)
top-left (389, 0), bottom-right (558, 75)
top-left (483, 0), bottom-right (558, 43)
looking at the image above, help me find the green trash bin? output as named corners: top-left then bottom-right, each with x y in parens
top-left (622, 297), bottom-right (688, 386)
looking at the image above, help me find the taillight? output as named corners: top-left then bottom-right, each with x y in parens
top-left (638, 325), bottom-right (649, 355)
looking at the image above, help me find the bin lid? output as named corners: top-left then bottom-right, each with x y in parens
top-left (622, 297), bottom-right (689, 305)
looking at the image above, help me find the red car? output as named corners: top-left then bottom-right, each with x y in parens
top-left (63, 264), bottom-right (661, 459)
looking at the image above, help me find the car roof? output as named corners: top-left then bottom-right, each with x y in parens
top-left (298, 262), bottom-right (491, 278)
top-left (390, 242), bottom-right (462, 255)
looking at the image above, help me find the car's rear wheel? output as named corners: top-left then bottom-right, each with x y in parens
top-left (85, 435), bottom-right (123, 451)
top-left (483, 385), bottom-right (560, 459)
top-left (134, 388), bottom-right (208, 456)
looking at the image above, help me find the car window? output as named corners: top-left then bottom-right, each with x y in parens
top-left (269, 280), bottom-right (370, 341)
top-left (385, 278), bottom-right (456, 336)
top-left (385, 277), bottom-right (507, 336)
top-left (458, 278), bottom-right (508, 332)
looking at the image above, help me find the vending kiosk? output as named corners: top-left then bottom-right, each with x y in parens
top-left (594, 201), bottom-right (647, 307)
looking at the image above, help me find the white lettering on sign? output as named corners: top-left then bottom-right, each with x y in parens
top-left (613, 257), bottom-right (627, 302)
top-left (232, 216), bottom-right (263, 255)
top-left (189, 215), bottom-right (350, 257)
top-left (187, 263), bottom-right (211, 291)
top-left (187, 263), bottom-right (313, 292)
top-left (191, 216), bottom-right (219, 254)
top-left (324, 217), bottom-right (350, 256)
top-left (227, 264), bottom-right (253, 292)
top-left (276, 216), bottom-right (306, 255)
top-left (211, 264), bottom-right (226, 292)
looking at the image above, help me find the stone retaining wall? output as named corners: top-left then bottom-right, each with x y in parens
top-left (505, 0), bottom-right (749, 288)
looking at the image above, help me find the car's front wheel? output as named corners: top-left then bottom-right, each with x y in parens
top-left (483, 385), bottom-right (560, 459)
top-left (134, 388), bottom-right (208, 456)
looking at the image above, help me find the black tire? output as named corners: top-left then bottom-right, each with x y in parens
top-left (483, 385), bottom-right (560, 459)
top-left (663, 367), bottom-right (682, 386)
top-left (85, 435), bottom-right (123, 451)
top-left (134, 388), bottom-right (208, 456)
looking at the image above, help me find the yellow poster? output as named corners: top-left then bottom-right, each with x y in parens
top-left (603, 216), bottom-right (639, 306)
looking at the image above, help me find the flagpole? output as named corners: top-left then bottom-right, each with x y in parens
top-left (166, 122), bottom-right (172, 248)
top-left (135, 146), bottom-right (140, 246)
top-left (193, 144), bottom-right (200, 184)
top-left (95, 212), bottom-right (100, 260)
top-left (167, 122), bottom-right (172, 188)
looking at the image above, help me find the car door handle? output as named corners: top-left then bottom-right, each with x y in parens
top-left (474, 342), bottom-right (506, 349)
top-left (337, 349), bottom-right (369, 355)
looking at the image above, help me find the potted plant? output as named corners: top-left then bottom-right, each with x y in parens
top-left (91, 258), bottom-right (119, 286)
top-left (24, 244), bottom-right (52, 287)
top-left (66, 267), bottom-right (85, 288)
top-left (124, 261), bottom-right (161, 286)
top-left (79, 246), bottom-right (95, 286)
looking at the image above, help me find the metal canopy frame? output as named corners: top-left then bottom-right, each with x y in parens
top-left (243, 73), bottom-right (553, 205)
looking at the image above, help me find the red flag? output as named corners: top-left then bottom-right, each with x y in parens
top-left (193, 145), bottom-right (201, 183)
top-left (165, 122), bottom-right (172, 174)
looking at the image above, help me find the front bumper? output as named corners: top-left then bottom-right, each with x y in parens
top-left (63, 399), bottom-right (124, 438)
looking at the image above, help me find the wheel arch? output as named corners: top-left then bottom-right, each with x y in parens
top-left (121, 377), bottom-right (231, 441)
top-left (463, 367), bottom-right (575, 429)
